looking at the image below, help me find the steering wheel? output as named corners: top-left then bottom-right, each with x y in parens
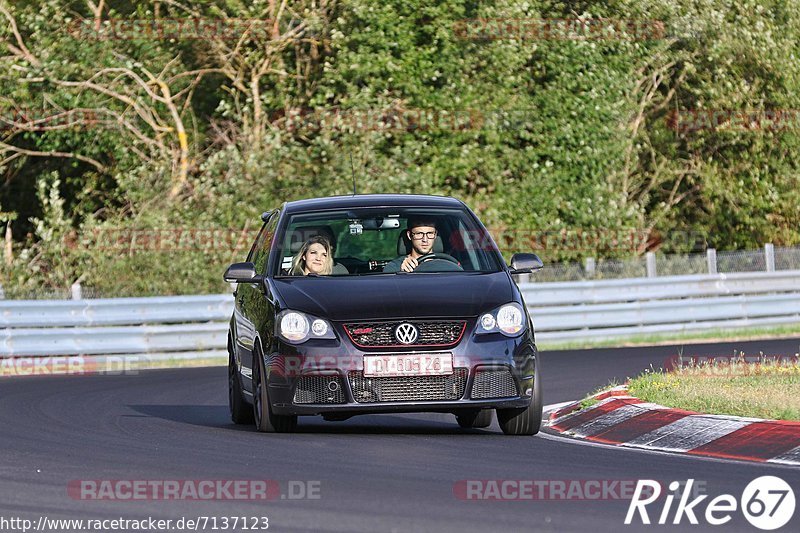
top-left (414, 253), bottom-right (463, 272)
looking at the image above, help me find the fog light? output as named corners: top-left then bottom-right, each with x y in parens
top-left (480, 313), bottom-right (496, 330)
top-left (311, 319), bottom-right (329, 336)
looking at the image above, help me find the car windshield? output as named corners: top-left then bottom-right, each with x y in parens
top-left (274, 207), bottom-right (504, 276)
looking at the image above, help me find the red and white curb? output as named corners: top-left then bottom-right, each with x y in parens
top-left (547, 386), bottom-right (800, 466)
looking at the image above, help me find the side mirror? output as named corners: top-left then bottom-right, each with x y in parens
top-left (223, 262), bottom-right (260, 283)
top-left (509, 253), bottom-right (543, 274)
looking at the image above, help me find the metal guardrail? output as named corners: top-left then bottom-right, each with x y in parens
top-left (0, 294), bottom-right (231, 328)
top-left (1, 295), bottom-right (232, 357)
top-left (521, 270), bottom-right (800, 306)
top-left (1, 270), bottom-right (799, 357)
top-left (521, 270), bottom-right (800, 341)
top-left (3, 324), bottom-right (228, 356)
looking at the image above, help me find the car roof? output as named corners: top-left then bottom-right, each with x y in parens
top-left (281, 194), bottom-right (466, 214)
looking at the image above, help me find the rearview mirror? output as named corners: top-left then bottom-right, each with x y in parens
top-left (509, 253), bottom-right (543, 274)
top-left (359, 217), bottom-right (402, 230)
top-left (223, 262), bottom-right (260, 283)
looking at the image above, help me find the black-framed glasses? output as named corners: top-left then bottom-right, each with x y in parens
top-left (410, 231), bottom-right (437, 240)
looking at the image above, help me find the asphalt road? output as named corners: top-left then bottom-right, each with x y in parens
top-left (1, 337), bottom-right (799, 532)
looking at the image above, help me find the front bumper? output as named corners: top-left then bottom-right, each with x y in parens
top-left (263, 326), bottom-right (537, 416)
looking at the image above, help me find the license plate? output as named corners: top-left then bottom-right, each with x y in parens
top-left (363, 353), bottom-right (453, 377)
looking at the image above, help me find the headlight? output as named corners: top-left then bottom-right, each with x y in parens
top-left (476, 303), bottom-right (526, 337)
top-left (280, 312), bottom-right (309, 341)
top-left (277, 310), bottom-right (336, 344)
top-left (496, 305), bottom-right (523, 335)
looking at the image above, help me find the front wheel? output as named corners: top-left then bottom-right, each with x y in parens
top-left (497, 370), bottom-right (542, 436)
top-left (229, 350), bottom-right (253, 424)
top-left (252, 348), bottom-right (297, 433)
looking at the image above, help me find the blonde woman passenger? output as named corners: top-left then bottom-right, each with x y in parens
top-left (290, 235), bottom-right (334, 276)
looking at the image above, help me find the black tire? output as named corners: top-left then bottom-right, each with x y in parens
top-left (252, 347), bottom-right (297, 433)
top-left (455, 409), bottom-right (493, 428)
top-left (497, 369), bottom-right (542, 436)
top-left (229, 350), bottom-right (254, 424)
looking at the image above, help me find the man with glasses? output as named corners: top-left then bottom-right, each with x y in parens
top-left (382, 217), bottom-right (439, 273)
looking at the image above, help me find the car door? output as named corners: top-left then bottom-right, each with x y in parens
top-left (233, 212), bottom-right (273, 385)
top-left (237, 210), bottom-right (280, 393)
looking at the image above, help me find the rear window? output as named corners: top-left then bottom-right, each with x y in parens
top-left (274, 207), bottom-right (503, 276)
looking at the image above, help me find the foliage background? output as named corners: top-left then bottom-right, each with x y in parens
top-left (1, 0), bottom-right (798, 296)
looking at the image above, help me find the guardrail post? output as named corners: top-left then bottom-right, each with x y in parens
top-left (71, 282), bottom-right (82, 300)
top-left (584, 257), bottom-right (596, 279)
top-left (765, 243), bottom-right (775, 272)
top-left (706, 248), bottom-right (717, 274)
top-left (4, 220), bottom-right (12, 267)
top-left (645, 252), bottom-right (657, 277)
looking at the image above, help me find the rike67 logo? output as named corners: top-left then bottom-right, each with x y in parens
top-left (626, 477), bottom-right (795, 530)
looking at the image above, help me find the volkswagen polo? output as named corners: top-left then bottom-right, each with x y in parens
top-left (224, 194), bottom-right (543, 435)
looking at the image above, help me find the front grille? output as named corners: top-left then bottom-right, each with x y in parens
top-left (348, 369), bottom-right (468, 403)
top-left (471, 368), bottom-right (518, 399)
top-left (343, 321), bottom-right (466, 348)
top-left (293, 375), bottom-right (346, 404)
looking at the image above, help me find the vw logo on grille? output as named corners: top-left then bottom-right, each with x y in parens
top-left (394, 323), bottom-right (419, 344)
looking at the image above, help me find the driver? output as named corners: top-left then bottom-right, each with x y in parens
top-left (383, 217), bottom-right (439, 273)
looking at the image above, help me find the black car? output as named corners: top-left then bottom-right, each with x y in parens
top-left (224, 194), bottom-right (543, 435)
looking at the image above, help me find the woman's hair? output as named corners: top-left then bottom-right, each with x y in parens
top-left (290, 235), bottom-right (333, 275)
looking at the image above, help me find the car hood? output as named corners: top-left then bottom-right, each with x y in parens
top-left (271, 272), bottom-right (514, 320)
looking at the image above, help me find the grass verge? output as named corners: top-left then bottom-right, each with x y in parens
top-left (627, 357), bottom-right (800, 421)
